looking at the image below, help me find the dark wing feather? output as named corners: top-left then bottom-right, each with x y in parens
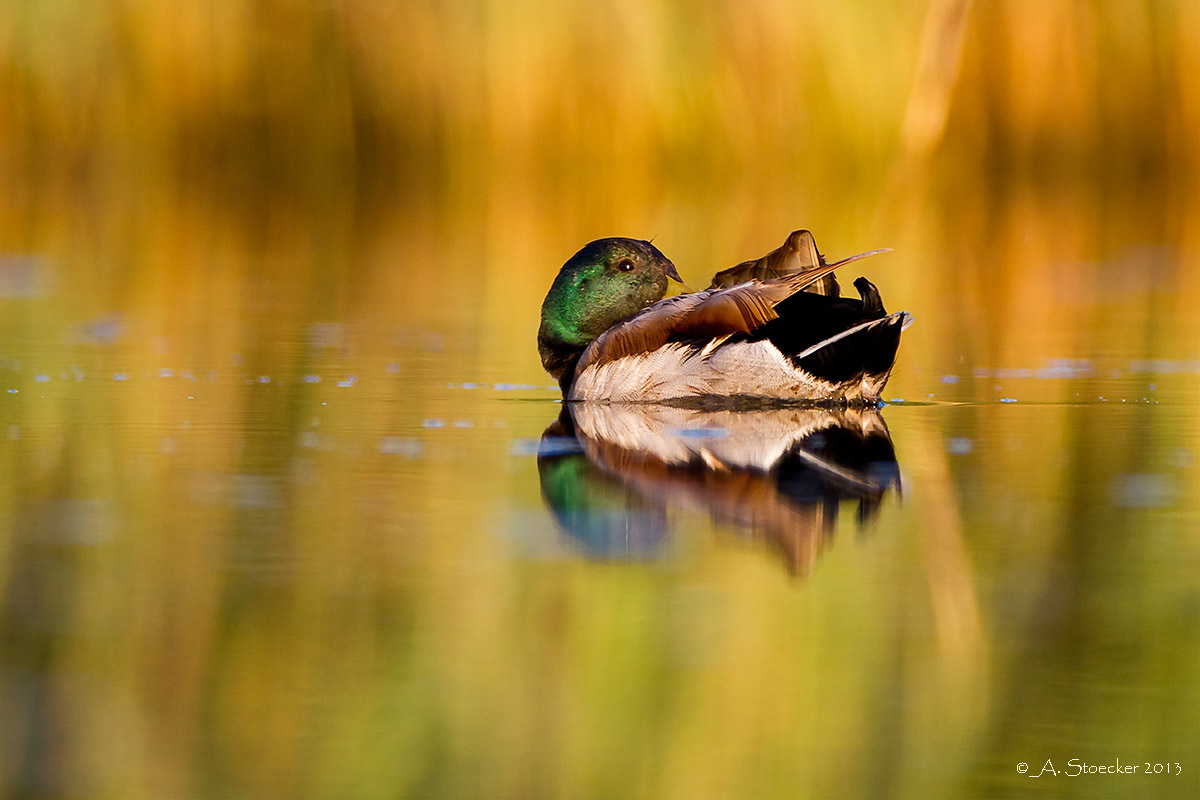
top-left (708, 230), bottom-right (841, 296)
top-left (575, 263), bottom-right (844, 376)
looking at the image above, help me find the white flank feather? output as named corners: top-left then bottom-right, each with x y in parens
top-left (569, 340), bottom-right (882, 403)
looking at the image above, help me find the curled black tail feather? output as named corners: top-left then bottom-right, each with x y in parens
top-left (854, 276), bottom-right (884, 316)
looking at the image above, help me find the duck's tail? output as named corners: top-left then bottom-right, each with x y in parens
top-left (795, 309), bottom-right (914, 394)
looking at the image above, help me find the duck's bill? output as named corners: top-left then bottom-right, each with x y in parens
top-left (826, 248), bottom-right (893, 268)
top-left (664, 260), bottom-right (693, 291)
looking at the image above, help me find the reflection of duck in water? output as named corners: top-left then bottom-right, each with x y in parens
top-left (538, 404), bottom-right (900, 574)
top-left (538, 230), bottom-right (912, 404)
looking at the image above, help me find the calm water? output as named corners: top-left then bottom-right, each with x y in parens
top-left (0, 137), bottom-right (1196, 800)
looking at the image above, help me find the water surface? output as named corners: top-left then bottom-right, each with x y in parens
top-left (1, 185), bottom-right (1196, 798)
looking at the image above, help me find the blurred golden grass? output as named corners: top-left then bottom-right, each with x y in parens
top-left (1, 1), bottom-right (1196, 190)
top-left (2, 0), bottom-right (1197, 371)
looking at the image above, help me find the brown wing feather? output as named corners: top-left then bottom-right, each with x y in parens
top-left (574, 293), bottom-right (706, 370)
top-left (709, 230), bottom-right (840, 296)
top-left (670, 281), bottom-right (787, 337)
top-left (707, 230), bottom-right (892, 298)
top-left (575, 262), bottom-right (844, 376)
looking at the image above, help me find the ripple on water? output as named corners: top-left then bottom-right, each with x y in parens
top-left (1112, 473), bottom-right (1179, 509)
top-left (379, 437), bottom-right (422, 456)
top-left (670, 427), bottom-right (731, 439)
top-left (492, 383), bottom-right (543, 391)
top-left (947, 437), bottom-right (974, 455)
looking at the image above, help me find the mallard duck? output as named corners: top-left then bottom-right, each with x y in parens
top-left (538, 230), bottom-right (912, 404)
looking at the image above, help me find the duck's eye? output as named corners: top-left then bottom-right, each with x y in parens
top-left (617, 259), bottom-right (635, 272)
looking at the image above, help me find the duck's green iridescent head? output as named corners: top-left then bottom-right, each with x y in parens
top-left (539, 238), bottom-right (682, 353)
